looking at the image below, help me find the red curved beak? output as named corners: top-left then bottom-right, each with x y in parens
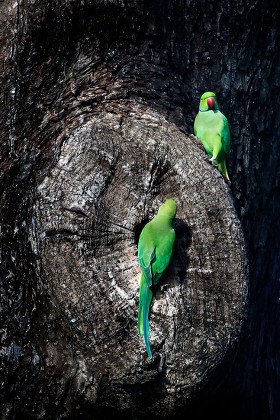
top-left (207, 97), bottom-right (215, 109)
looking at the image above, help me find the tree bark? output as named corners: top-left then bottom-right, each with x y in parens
top-left (0, 0), bottom-right (279, 419)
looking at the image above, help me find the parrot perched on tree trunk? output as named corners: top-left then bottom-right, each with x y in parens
top-left (137, 198), bottom-right (177, 359)
top-left (194, 91), bottom-right (231, 182)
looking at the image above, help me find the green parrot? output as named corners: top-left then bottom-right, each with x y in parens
top-left (194, 91), bottom-right (231, 182)
top-left (137, 198), bottom-right (177, 359)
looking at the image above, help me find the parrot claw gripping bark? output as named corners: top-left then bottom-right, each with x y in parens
top-left (194, 91), bottom-right (231, 182)
top-left (137, 199), bottom-right (177, 359)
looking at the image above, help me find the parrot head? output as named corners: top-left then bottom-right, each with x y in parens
top-left (199, 91), bottom-right (219, 111)
top-left (158, 198), bottom-right (177, 218)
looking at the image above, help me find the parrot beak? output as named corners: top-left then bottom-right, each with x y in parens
top-left (207, 97), bottom-right (215, 109)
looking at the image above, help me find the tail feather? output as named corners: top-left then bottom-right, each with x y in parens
top-left (217, 159), bottom-right (230, 182)
top-left (138, 274), bottom-right (153, 358)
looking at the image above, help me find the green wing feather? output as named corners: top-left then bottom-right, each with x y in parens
top-left (221, 114), bottom-right (230, 155)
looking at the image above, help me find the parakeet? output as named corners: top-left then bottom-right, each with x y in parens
top-left (137, 198), bottom-right (177, 359)
top-left (194, 91), bottom-right (231, 182)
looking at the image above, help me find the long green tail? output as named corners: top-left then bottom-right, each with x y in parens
top-left (217, 159), bottom-right (230, 182)
top-left (138, 273), bottom-right (153, 359)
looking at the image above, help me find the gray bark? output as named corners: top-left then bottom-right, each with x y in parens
top-left (33, 113), bottom-right (247, 418)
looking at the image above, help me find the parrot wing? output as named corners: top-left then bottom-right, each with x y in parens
top-left (221, 114), bottom-right (230, 155)
top-left (152, 228), bottom-right (176, 285)
top-left (138, 222), bottom-right (157, 287)
top-left (138, 249), bottom-right (155, 287)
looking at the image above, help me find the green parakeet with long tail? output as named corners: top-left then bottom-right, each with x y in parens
top-left (194, 91), bottom-right (231, 182)
top-left (137, 198), bottom-right (177, 359)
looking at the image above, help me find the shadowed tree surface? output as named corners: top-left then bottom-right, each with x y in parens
top-left (0, 1), bottom-right (279, 419)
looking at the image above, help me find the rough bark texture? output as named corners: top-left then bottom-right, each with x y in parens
top-left (33, 114), bottom-right (247, 418)
top-left (0, 0), bottom-right (279, 419)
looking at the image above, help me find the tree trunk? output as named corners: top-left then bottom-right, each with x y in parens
top-left (0, 1), bottom-right (279, 419)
